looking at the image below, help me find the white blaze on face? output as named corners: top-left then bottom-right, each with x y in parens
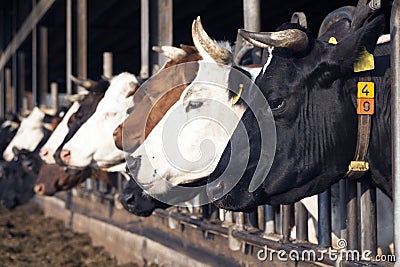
top-left (262, 47), bottom-right (274, 75)
top-left (3, 107), bottom-right (46, 161)
top-left (129, 58), bottom-right (248, 195)
top-left (39, 101), bottom-right (80, 164)
top-left (61, 72), bottom-right (139, 169)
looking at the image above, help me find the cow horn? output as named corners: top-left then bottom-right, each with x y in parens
top-left (192, 16), bottom-right (233, 64)
top-left (239, 28), bottom-right (309, 52)
top-left (152, 45), bottom-right (188, 61)
top-left (39, 106), bottom-right (56, 116)
top-left (70, 75), bottom-right (93, 90)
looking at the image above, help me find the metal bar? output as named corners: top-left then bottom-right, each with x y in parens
top-left (281, 205), bottom-right (292, 242)
top-left (50, 82), bottom-right (58, 111)
top-left (318, 189), bottom-right (332, 248)
top-left (245, 209), bottom-right (259, 228)
top-left (66, 0), bottom-right (72, 95)
top-left (77, 0), bottom-right (87, 93)
top-left (11, 0), bottom-right (17, 113)
top-left (0, 0), bottom-right (56, 70)
top-left (32, 0), bottom-right (37, 107)
top-left (295, 202), bottom-right (308, 242)
top-left (339, 180), bottom-right (347, 240)
top-left (5, 68), bottom-right (12, 112)
top-left (391, 0), bottom-right (400, 265)
top-left (0, 69), bottom-right (4, 117)
top-left (103, 52), bottom-right (113, 79)
top-left (18, 52), bottom-right (26, 113)
top-left (39, 27), bottom-right (48, 106)
top-left (360, 179), bottom-right (377, 255)
top-left (243, 0), bottom-right (261, 32)
top-left (140, 0), bottom-right (149, 79)
top-left (0, 2), bottom-right (4, 117)
top-left (346, 179), bottom-right (359, 250)
top-left (157, 0), bottom-right (173, 68)
top-left (264, 205), bottom-right (275, 235)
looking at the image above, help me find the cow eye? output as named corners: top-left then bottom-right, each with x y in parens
top-left (185, 101), bottom-right (203, 112)
top-left (269, 98), bottom-right (285, 111)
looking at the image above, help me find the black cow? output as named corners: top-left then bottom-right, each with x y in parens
top-left (206, 15), bottom-right (388, 211)
top-left (0, 149), bottom-right (39, 209)
top-left (0, 113), bottom-right (19, 160)
top-left (53, 78), bottom-right (109, 166)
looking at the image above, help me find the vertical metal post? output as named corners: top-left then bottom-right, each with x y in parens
top-left (245, 209), bottom-right (259, 228)
top-left (281, 205), bottom-right (292, 242)
top-left (77, 0), bottom-right (87, 93)
top-left (0, 69), bottom-right (4, 117)
top-left (318, 189), bottom-right (332, 248)
top-left (264, 205), bottom-right (275, 235)
top-left (18, 52), bottom-right (26, 113)
top-left (5, 68), bottom-right (12, 112)
top-left (39, 27), bottom-right (48, 106)
top-left (339, 180), bottom-right (347, 240)
top-left (140, 0), bottom-right (149, 79)
top-left (360, 180), bottom-right (377, 255)
top-left (243, 0), bottom-right (261, 32)
top-left (11, 0), bottom-right (17, 113)
top-left (295, 202), bottom-right (308, 242)
top-left (103, 52), bottom-right (113, 79)
top-left (390, 0), bottom-right (400, 265)
top-left (32, 0), bottom-right (37, 107)
top-left (346, 179), bottom-right (359, 250)
top-left (66, 0), bottom-right (72, 95)
top-left (50, 82), bottom-right (58, 111)
top-left (0, 2), bottom-right (4, 118)
top-left (157, 0), bottom-right (172, 68)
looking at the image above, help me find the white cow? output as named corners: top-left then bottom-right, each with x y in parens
top-left (3, 107), bottom-right (52, 161)
top-left (60, 72), bottom-right (139, 170)
top-left (126, 17), bottom-right (262, 195)
top-left (39, 101), bottom-right (81, 164)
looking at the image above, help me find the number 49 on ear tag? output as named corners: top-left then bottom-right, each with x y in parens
top-left (357, 82), bottom-right (374, 98)
top-left (357, 99), bottom-right (374, 115)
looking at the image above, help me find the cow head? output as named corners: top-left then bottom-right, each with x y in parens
top-left (60, 72), bottom-right (139, 169)
top-left (125, 17), bottom-right (250, 196)
top-left (53, 78), bottom-right (110, 166)
top-left (207, 15), bottom-right (385, 210)
top-left (3, 107), bottom-right (50, 161)
top-left (114, 45), bottom-right (201, 153)
top-left (40, 102), bottom-right (81, 164)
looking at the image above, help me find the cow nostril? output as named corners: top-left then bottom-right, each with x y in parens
top-left (40, 150), bottom-right (49, 158)
top-left (34, 184), bottom-right (45, 195)
top-left (60, 149), bottom-right (71, 162)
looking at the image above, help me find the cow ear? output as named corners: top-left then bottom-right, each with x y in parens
top-left (126, 81), bottom-right (140, 98)
top-left (333, 15), bottom-right (385, 69)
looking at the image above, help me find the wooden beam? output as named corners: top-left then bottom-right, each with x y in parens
top-left (0, 0), bottom-right (56, 71)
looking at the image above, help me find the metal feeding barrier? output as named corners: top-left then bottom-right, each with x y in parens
top-left (68, 0), bottom-right (400, 265)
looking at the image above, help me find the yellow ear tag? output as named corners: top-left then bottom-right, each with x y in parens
top-left (328, 37), bottom-right (338, 45)
top-left (354, 47), bottom-right (374, 72)
top-left (232, 84), bottom-right (243, 105)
